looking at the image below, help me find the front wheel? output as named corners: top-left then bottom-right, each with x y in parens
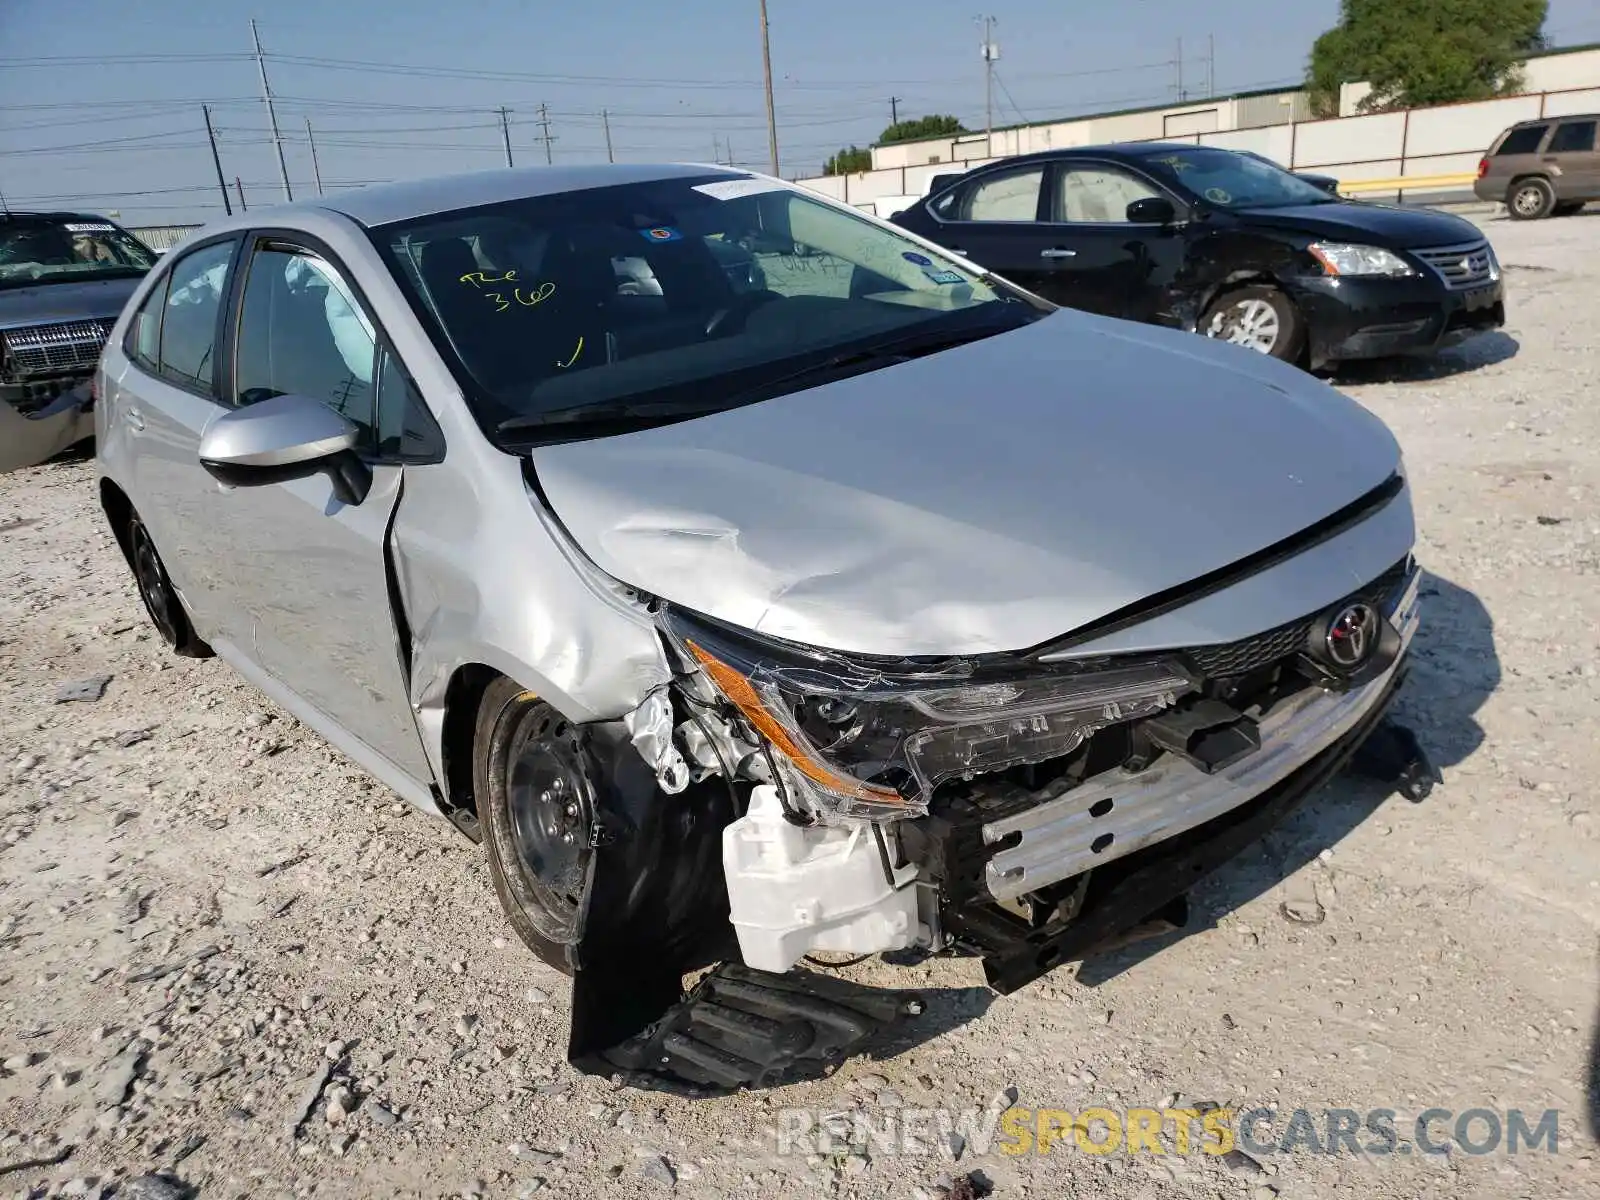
top-left (477, 678), bottom-right (596, 973)
top-left (1508, 177), bottom-right (1555, 220)
top-left (1200, 285), bottom-right (1304, 362)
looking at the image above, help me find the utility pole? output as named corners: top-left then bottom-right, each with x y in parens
top-left (1175, 37), bottom-right (1185, 102)
top-left (758, 0), bottom-right (780, 176)
top-left (305, 118), bottom-right (324, 196)
top-left (978, 16), bottom-right (998, 156)
top-left (250, 18), bottom-right (292, 202)
top-left (1206, 33), bottom-right (1216, 97)
top-left (889, 96), bottom-right (901, 126)
top-left (535, 103), bottom-right (554, 164)
top-left (202, 105), bottom-right (232, 216)
top-left (713, 134), bottom-right (721, 164)
top-left (498, 106), bottom-right (514, 168)
top-left (601, 108), bottom-right (614, 162)
top-left (234, 176), bottom-right (248, 212)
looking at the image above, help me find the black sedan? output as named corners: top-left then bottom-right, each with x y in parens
top-left (891, 144), bottom-right (1505, 369)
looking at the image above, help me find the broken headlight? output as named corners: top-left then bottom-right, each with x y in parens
top-left (661, 608), bottom-right (1194, 822)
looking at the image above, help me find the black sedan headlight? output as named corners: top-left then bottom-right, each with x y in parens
top-left (661, 608), bottom-right (1193, 821)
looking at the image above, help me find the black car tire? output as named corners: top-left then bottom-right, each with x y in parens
top-left (1199, 285), bottom-right (1305, 363)
top-left (1507, 177), bottom-right (1555, 220)
top-left (477, 677), bottom-right (595, 974)
top-left (1552, 201), bottom-right (1587, 217)
top-left (127, 512), bottom-right (212, 658)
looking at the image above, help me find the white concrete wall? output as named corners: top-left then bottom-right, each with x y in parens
top-left (808, 73), bottom-right (1599, 205)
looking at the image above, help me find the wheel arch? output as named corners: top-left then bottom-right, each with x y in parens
top-left (98, 476), bottom-right (137, 574)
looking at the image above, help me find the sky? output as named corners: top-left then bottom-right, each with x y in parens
top-left (3, 0), bottom-right (1598, 227)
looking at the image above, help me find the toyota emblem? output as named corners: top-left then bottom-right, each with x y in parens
top-left (1325, 602), bottom-right (1379, 668)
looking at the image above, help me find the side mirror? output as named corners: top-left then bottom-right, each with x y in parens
top-left (199, 393), bottom-right (370, 505)
top-left (1297, 172), bottom-right (1341, 196)
top-left (1126, 196), bottom-right (1177, 225)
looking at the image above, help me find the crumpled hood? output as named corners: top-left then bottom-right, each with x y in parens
top-left (0, 276), bottom-right (143, 332)
top-left (531, 312), bottom-right (1402, 656)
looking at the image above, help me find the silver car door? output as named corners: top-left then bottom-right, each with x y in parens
top-left (206, 234), bottom-right (434, 785)
top-left (112, 236), bottom-right (243, 637)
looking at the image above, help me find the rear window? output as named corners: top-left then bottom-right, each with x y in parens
top-left (1549, 120), bottom-right (1597, 154)
top-left (1495, 125), bottom-right (1548, 156)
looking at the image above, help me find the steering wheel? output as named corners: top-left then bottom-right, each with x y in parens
top-left (704, 290), bottom-right (778, 338)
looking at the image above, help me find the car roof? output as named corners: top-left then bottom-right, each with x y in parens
top-left (964, 142), bottom-right (1238, 170)
top-left (0, 210), bottom-right (118, 223)
top-left (302, 162), bottom-right (744, 228)
top-left (1511, 113), bottom-right (1600, 126)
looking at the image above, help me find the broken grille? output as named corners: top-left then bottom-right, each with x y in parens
top-left (1184, 558), bottom-right (1411, 680)
top-left (1413, 241), bottom-right (1497, 291)
top-left (2, 319), bottom-right (115, 375)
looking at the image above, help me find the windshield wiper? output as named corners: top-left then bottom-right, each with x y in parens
top-left (496, 397), bottom-right (735, 438)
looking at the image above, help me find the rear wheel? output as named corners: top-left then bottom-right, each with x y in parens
top-left (1507, 177), bottom-right (1555, 220)
top-left (128, 513), bottom-right (211, 657)
top-left (1200, 285), bottom-right (1304, 362)
top-left (477, 678), bottom-right (595, 973)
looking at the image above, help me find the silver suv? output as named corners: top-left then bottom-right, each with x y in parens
top-left (92, 164), bottom-right (1430, 1089)
top-left (1475, 115), bottom-right (1600, 219)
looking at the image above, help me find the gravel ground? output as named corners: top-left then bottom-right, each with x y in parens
top-left (2, 212), bottom-right (1598, 1200)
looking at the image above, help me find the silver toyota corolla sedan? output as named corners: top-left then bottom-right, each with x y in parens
top-left (93, 163), bottom-right (1432, 1090)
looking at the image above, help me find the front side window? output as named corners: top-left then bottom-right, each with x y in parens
top-left (372, 173), bottom-right (1043, 444)
top-left (234, 246), bottom-right (377, 441)
top-left (1496, 125), bottom-right (1548, 156)
top-left (157, 240), bottom-right (236, 391)
top-left (1053, 164), bottom-right (1164, 223)
top-left (1141, 147), bottom-right (1334, 210)
top-left (0, 216), bottom-right (156, 291)
top-left (1549, 121), bottom-right (1596, 154)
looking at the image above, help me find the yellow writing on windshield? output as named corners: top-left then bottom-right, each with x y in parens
top-left (458, 269), bottom-right (518, 286)
top-left (556, 336), bottom-right (584, 369)
top-left (514, 282), bottom-right (556, 307)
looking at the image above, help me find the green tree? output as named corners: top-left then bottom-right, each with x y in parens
top-left (1307, 0), bottom-right (1548, 116)
top-left (878, 114), bottom-right (968, 145)
top-left (823, 145), bottom-right (873, 175)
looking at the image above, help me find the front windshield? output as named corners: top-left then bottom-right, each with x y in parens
top-left (1140, 148), bottom-right (1334, 210)
top-left (0, 217), bottom-right (156, 288)
top-left (372, 173), bottom-right (1042, 440)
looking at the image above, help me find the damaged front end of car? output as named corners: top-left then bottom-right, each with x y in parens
top-left (560, 553), bottom-right (1434, 1093)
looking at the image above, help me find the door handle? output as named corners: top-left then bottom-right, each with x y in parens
top-left (125, 406), bottom-right (145, 431)
top-left (1040, 248), bottom-right (1077, 259)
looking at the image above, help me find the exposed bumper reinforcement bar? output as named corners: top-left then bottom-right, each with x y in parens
top-left (980, 666), bottom-right (1410, 994)
top-left (983, 566), bottom-right (1422, 903)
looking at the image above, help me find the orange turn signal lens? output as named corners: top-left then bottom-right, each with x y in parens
top-left (685, 639), bottom-right (907, 809)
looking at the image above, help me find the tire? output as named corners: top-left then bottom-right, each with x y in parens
top-left (1507, 177), bottom-right (1555, 221)
top-left (127, 512), bottom-right (212, 657)
top-left (1199, 285), bottom-right (1304, 363)
top-left (1552, 201), bottom-right (1586, 217)
top-left (477, 677), bottom-right (596, 973)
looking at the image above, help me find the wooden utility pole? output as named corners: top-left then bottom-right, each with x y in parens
top-left (498, 106), bottom-right (514, 167)
top-left (234, 176), bottom-right (248, 212)
top-left (203, 105), bottom-right (232, 216)
top-left (251, 19), bottom-right (292, 201)
top-left (602, 109), bottom-right (614, 162)
top-left (758, 0), bottom-right (779, 175)
top-left (305, 118), bottom-right (324, 196)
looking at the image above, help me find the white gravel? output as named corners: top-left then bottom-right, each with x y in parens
top-left (2, 212), bottom-right (1598, 1199)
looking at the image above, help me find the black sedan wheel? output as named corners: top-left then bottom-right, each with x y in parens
top-left (128, 514), bottom-right (211, 657)
top-left (478, 678), bottom-right (595, 972)
top-left (1508, 178), bottom-right (1555, 221)
top-left (1200, 285), bottom-right (1304, 362)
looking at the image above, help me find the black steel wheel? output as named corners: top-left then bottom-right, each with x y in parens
top-left (478, 678), bottom-right (596, 971)
top-left (127, 513), bottom-right (211, 657)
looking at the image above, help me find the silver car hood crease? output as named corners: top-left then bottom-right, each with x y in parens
top-left (531, 312), bottom-right (1402, 657)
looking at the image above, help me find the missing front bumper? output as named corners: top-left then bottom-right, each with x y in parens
top-left (982, 565), bottom-right (1421, 903)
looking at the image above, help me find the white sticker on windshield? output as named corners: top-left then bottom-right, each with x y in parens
top-left (64, 223), bottom-right (116, 232)
top-left (692, 177), bottom-right (786, 201)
